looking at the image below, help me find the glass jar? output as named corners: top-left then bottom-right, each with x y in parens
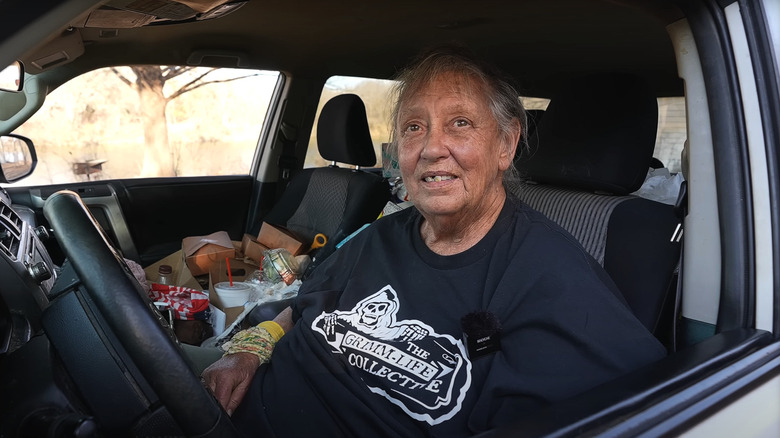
top-left (157, 264), bottom-right (173, 285)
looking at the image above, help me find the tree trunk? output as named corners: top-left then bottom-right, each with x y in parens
top-left (132, 66), bottom-right (175, 177)
top-left (138, 87), bottom-right (173, 177)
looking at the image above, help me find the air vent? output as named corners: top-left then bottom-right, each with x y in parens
top-left (0, 201), bottom-right (23, 260)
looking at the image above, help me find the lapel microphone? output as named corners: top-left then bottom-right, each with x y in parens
top-left (461, 310), bottom-right (502, 359)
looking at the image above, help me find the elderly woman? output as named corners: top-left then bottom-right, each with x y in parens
top-left (203, 46), bottom-right (665, 436)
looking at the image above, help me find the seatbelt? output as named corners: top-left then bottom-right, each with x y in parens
top-left (670, 180), bottom-right (688, 352)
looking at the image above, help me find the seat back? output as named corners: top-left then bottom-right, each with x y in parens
top-left (264, 94), bottom-right (389, 271)
top-left (510, 74), bottom-right (680, 342)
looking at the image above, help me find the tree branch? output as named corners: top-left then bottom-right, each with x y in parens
top-left (162, 66), bottom-right (196, 81)
top-left (110, 67), bottom-right (135, 89)
top-left (166, 73), bottom-right (259, 101)
top-left (169, 68), bottom-right (217, 95)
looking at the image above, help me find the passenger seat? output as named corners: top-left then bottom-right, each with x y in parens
top-left (263, 94), bottom-right (389, 275)
top-left (510, 74), bottom-right (680, 346)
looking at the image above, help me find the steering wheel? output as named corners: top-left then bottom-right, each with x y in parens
top-left (43, 190), bottom-right (238, 437)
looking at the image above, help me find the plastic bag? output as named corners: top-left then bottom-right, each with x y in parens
top-left (632, 167), bottom-right (684, 205)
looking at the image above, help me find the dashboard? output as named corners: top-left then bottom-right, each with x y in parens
top-left (0, 189), bottom-right (57, 355)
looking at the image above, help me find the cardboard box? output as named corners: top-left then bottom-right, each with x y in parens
top-left (208, 257), bottom-right (260, 328)
top-left (239, 233), bottom-right (267, 265)
top-left (239, 233), bottom-right (254, 257)
top-left (144, 250), bottom-right (201, 290)
top-left (182, 231), bottom-right (236, 276)
top-left (246, 241), bottom-right (268, 266)
top-left (257, 222), bottom-right (306, 256)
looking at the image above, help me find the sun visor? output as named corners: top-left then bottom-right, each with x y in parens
top-left (22, 30), bottom-right (85, 75)
top-left (77, 0), bottom-right (249, 28)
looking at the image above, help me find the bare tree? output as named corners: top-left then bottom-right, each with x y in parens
top-left (112, 66), bottom-right (256, 177)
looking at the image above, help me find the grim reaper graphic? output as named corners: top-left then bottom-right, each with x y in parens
top-left (311, 285), bottom-right (472, 425)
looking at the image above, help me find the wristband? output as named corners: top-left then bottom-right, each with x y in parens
top-left (258, 320), bottom-right (285, 342)
top-left (222, 321), bottom-right (286, 364)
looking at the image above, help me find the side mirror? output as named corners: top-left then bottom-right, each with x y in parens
top-left (0, 134), bottom-right (37, 183)
top-left (0, 61), bottom-right (24, 92)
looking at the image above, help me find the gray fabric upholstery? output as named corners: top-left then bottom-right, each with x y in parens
top-left (286, 168), bottom-right (350, 244)
top-left (509, 181), bottom-right (630, 266)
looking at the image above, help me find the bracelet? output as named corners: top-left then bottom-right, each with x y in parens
top-left (222, 321), bottom-right (286, 364)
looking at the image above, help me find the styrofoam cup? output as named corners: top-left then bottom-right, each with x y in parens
top-left (214, 281), bottom-right (253, 308)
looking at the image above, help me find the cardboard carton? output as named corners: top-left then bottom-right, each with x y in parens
top-left (257, 222), bottom-right (306, 256)
top-left (240, 233), bottom-right (268, 266)
top-left (182, 231), bottom-right (236, 276)
top-left (245, 241), bottom-right (268, 266)
top-left (143, 250), bottom-right (201, 290)
top-left (145, 252), bottom-right (213, 345)
top-left (239, 234), bottom-right (253, 257)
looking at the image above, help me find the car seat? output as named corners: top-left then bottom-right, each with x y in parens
top-left (263, 94), bottom-right (389, 275)
top-left (510, 73), bottom-right (681, 346)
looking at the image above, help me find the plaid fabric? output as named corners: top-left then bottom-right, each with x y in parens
top-left (149, 283), bottom-right (210, 321)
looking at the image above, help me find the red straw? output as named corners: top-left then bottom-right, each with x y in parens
top-left (226, 257), bottom-right (234, 286)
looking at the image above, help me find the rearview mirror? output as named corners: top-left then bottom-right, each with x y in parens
top-left (0, 61), bottom-right (24, 92)
top-left (0, 134), bottom-right (37, 183)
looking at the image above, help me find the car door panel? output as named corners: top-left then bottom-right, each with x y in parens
top-left (119, 176), bottom-right (253, 266)
top-left (6, 175), bottom-right (254, 267)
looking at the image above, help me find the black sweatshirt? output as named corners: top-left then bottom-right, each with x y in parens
top-left (232, 195), bottom-right (666, 437)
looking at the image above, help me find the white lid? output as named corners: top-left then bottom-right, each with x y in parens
top-left (214, 281), bottom-right (253, 292)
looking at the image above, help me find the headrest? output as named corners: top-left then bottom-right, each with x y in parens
top-left (317, 94), bottom-right (377, 167)
top-left (517, 74), bottom-right (658, 195)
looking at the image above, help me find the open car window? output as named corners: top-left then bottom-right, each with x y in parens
top-left (10, 66), bottom-right (280, 185)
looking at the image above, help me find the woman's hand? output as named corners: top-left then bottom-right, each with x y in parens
top-left (202, 307), bottom-right (293, 415)
top-left (201, 352), bottom-right (260, 415)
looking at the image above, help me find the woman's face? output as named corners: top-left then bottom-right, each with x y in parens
top-left (396, 72), bottom-right (517, 224)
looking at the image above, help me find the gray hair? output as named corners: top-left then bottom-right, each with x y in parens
top-left (389, 45), bottom-right (528, 182)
